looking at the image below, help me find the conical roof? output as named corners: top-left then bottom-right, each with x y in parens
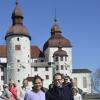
top-left (43, 20), bottom-right (71, 51)
top-left (5, 1), bottom-right (31, 40)
top-left (53, 47), bottom-right (68, 57)
top-left (12, 1), bottom-right (23, 19)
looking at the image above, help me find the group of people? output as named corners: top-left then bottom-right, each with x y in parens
top-left (0, 73), bottom-right (82, 100)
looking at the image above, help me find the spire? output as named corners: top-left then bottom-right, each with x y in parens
top-left (12, 0), bottom-right (23, 25)
top-left (16, 0), bottom-right (18, 5)
top-left (54, 8), bottom-right (57, 23)
top-left (51, 9), bottom-right (61, 35)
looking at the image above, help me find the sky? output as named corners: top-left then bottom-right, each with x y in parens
top-left (0, 0), bottom-right (100, 73)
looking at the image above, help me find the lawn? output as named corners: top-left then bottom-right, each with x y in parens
top-left (83, 98), bottom-right (100, 100)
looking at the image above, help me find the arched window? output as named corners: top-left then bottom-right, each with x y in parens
top-left (83, 77), bottom-right (87, 88)
top-left (74, 77), bottom-right (77, 87)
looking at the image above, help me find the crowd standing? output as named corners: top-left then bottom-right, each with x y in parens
top-left (0, 73), bottom-right (82, 100)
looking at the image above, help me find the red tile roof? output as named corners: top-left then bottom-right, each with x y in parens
top-left (31, 45), bottom-right (44, 58)
top-left (0, 45), bottom-right (6, 57)
top-left (0, 45), bottom-right (44, 58)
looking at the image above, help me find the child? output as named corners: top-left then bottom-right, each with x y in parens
top-left (72, 87), bottom-right (82, 100)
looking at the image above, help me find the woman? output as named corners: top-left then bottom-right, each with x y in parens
top-left (24, 75), bottom-right (45, 100)
top-left (2, 84), bottom-right (12, 100)
top-left (72, 88), bottom-right (82, 100)
top-left (9, 82), bottom-right (17, 100)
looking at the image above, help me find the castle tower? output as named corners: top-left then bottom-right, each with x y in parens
top-left (43, 19), bottom-right (72, 75)
top-left (5, 1), bottom-right (31, 86)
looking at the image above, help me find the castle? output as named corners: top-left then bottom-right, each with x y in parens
top-left (0, 1), bottom-right (92, 93)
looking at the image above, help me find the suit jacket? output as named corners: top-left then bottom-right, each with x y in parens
top-left (46, 85), bottom-right (74, 100)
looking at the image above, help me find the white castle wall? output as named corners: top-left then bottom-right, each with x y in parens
top-left (6, 36), bottom-right (31, 86)
top-left (31, 66), bottom-right (53, 88)
top-left (0, 58), bottom-right (7, 63)
top-left (0, 67), bottom-right (4, 91)
top-left (44, 47), bottom-right (72, 76)
top-left (72, 73), bottom-right (92, 93)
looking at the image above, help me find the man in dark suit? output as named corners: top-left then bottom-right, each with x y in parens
top-left (46, 73), bottom-right (74, 100)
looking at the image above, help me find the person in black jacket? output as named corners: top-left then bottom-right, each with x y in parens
top-left (63, 75), bottom-right (74, 88)
top-left (46, 73), bottom-right (74, 100)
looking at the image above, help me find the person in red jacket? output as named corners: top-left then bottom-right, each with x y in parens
top-left (9, 82), bottom-right (17, 100)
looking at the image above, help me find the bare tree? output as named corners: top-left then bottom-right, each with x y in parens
top-left (92, 68), bottom-right (100, 93)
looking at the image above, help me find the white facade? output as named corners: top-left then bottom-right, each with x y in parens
top-left (0, 67), bottom-right (4, 91)
top-left (72, 73), bottom-right (91, 93)
top-left (31, 66), bottom-right (53, 88)
top-left (0, 58), bottom-right (7, 63)
top-left (44, 47), bottom-right (72, 76)
top-left (6, 35), bottom-right (31, 86)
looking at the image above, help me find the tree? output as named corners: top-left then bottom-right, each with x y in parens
top-left (92, 68), bottom-right (100, 93)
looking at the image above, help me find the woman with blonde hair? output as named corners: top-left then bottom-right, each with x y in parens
top-left (72, 88), bottom-right (82, 100)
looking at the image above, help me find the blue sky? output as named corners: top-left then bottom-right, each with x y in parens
top-left (0, 0), bottom-right (100, 73)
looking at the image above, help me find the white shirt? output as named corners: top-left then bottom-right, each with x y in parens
top-left (73, 93), bottom-right (82, 100)
top-left (19, 86), bottom-right (31, 100)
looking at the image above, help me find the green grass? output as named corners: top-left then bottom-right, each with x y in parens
top-left (83, 99), bottom-right (100, 100)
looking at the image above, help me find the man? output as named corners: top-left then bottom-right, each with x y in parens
top-left (63, 75), bottom-right (74, 88)
top-left (46, 73), bottom-right (74, 100)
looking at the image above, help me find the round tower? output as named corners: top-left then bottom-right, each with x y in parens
top-left (5, 1), bottom-right (31, 86)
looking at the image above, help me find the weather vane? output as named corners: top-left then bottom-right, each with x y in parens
top-left (54, 8), bottom-right (57, 23)
top-left (16, 0), bottom-right (18, 5)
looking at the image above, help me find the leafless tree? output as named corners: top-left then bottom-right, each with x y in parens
top-left (92, 68), bottom-right (100, 93)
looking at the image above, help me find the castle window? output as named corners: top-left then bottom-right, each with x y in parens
top-left (65, 56), bottom-right (67, 61)
top-left (45, 67), bottom-right (49, 71)
top-left (65, 65), bottom-right (67, 70)
top-left (56, 65), bottom-right (59, 70)
top-left (60, 57), bottom-right (63, 61)
top-left (83, 77), bottom-right (87, 88)
top-left (17, 60), bottom-right (20, 62)
top-left (15, 45), bottom-right (21, 50)
top-left (61, 65), bottom-right (64, 70)
top-left (1, 76), bottom-right (4, 80)
top-left (34, 60), bottom-right (37, 63)
top-left (74, 77), bottom-right (77, 87)
top-left (1, 67), bottom-right (4, 72)
top-left (17, 69), bottom-right (20, 72)
top-left (34, 67), bottom-right (38, 71)
top-left (17, 38), bottom-right (19, 41)
top-left (55, 57), bottom-right (58, 61)
top-left (45, 75), bottom-right (49, 79)
top-left (41, 60), bottom-right (44, 62)
top-left (18, 80), bottom-right (20, 83)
